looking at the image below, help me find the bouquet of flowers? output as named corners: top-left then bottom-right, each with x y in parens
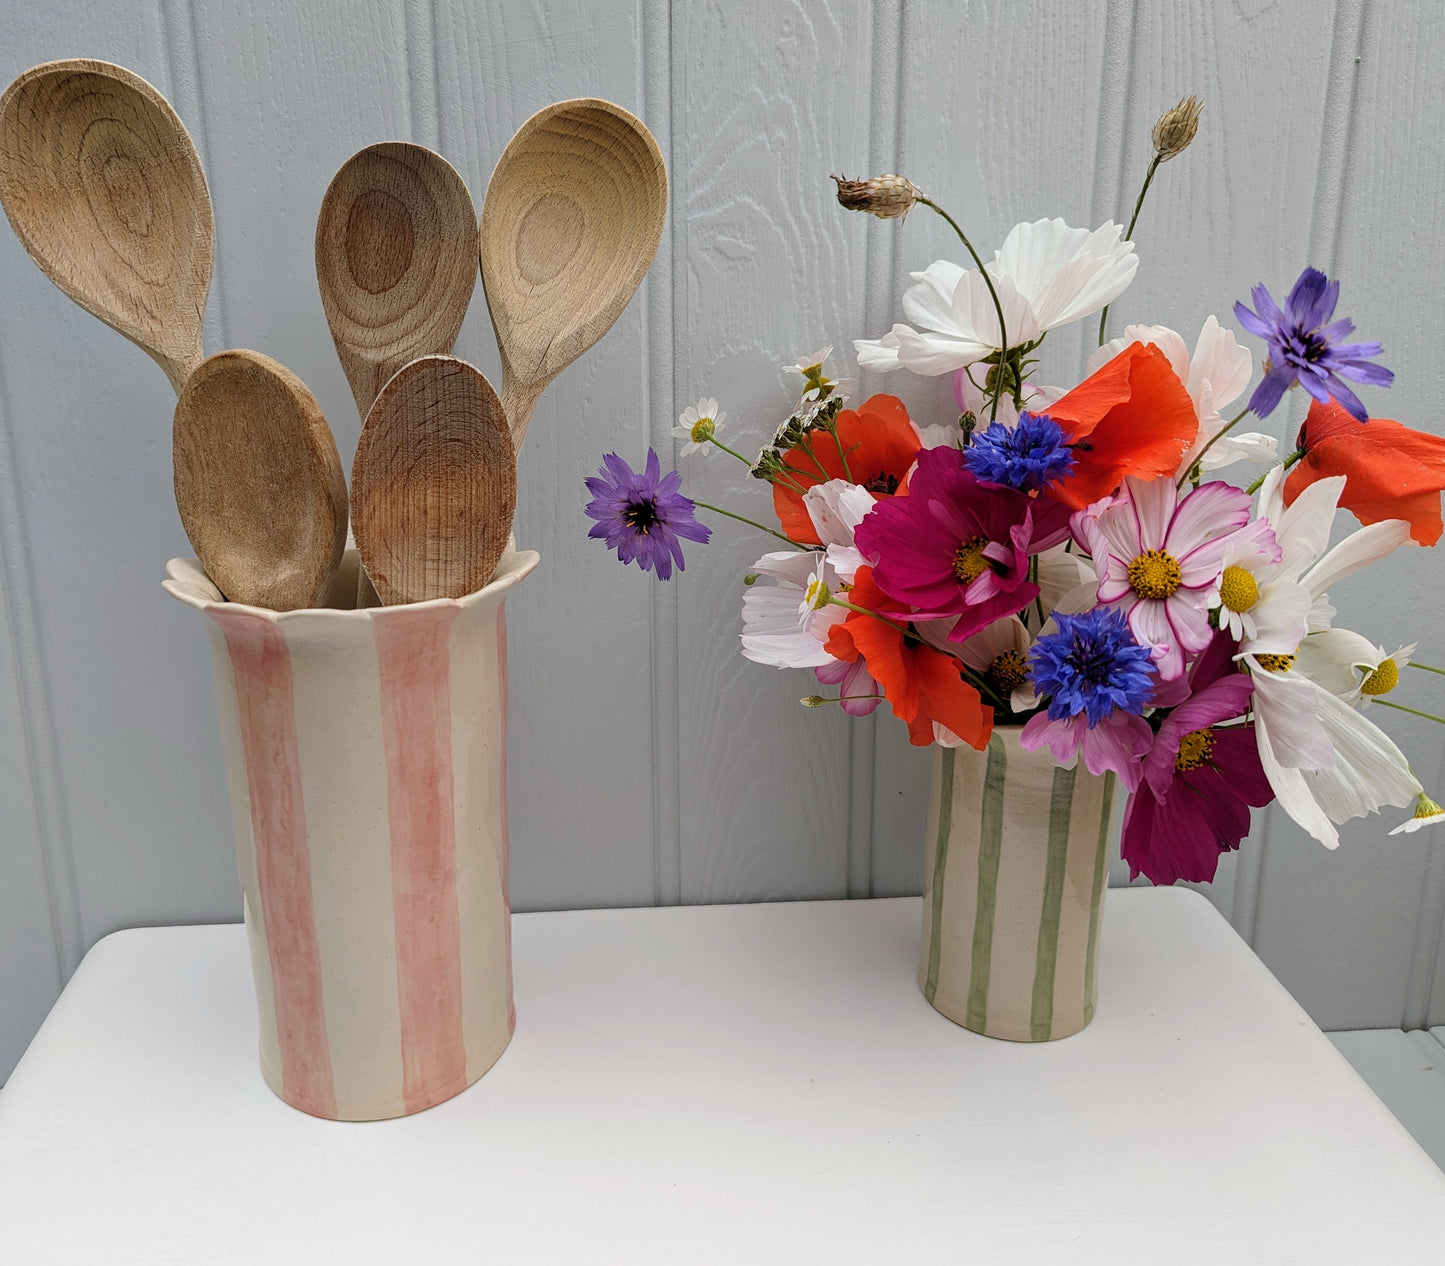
top-left (583, 97), bottom-right (1445, 888)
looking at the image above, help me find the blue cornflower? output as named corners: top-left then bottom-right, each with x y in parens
top-left (962, 411), bottom-right (1077, 492)
top-left (1029, 608), bottom-right (1156, 728)
top-left (584, 449), bottom-right (711, 580)
top-left (1233, 266), bottom-right (1392, 422)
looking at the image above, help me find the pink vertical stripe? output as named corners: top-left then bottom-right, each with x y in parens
top-left (497, 605), bottom-right (515, 1034)
top-left (375, 605), bottom-right (468, 1113)
top-left (209, 609), bottom-right (336, 1118)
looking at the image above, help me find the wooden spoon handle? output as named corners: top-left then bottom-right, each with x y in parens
top-left (500, 369), bottom-right (542, 452)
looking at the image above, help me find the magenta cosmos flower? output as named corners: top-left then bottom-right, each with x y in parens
top-left (1121, 633), bottom-right (1272, 885)
top-left (855, 446), bottom-right (1072, 643)
top-left (1080, 475), bottom-right (1275, 680)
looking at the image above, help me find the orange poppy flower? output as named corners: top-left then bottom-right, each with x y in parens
top-left (1044, 342), bottom-right (1200, 510)
top-left (772, 394), bottom-right (919, 544)
top-left (823, 569), bottom-right (993, 749)
top-left (1284, 398), bottom-right (1445, 546)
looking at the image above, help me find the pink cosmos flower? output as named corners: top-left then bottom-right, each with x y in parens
top-left (1081, 475), bottom-right (1276, 680)
top-left (855, 446), bottom-right (1072, 643)
top-left (1120, 633), bottom-right (1271, 885)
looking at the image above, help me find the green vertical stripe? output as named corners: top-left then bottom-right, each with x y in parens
top-left (922, 746), bottom-right (956, 1003)
top-left (1082, 771), bottom-right (1116, 1022)
top-left (1030, 764), bottom-right (1077, 1040)
top-left (965, 735), bottom-right (1008, 1030)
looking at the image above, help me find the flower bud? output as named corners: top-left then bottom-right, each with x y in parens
top-left (1152, 96), bottom-right (1202, 161)
top-left (830, 173), bottom-right (921, 220)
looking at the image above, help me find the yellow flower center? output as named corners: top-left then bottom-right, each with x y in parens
top-left (1175, 728), bottom-right (1215, 772)
top-left (1218, 564), bottom-right (1259, 613)
top-left (952, 537), bottom-right (990, 584)
top-left (1254, 652), bottom-right (1296, 673)
top-left (1127, 549), bottom-right (1182, 600)
top-left (804, 577), bottom-right (831, 611)
top-left (689, 416), bottom-right (716, 443)
top-left (1412, 792), bottom-right (1445, 822)
top-left (987, 649), bottom-right (1029, 694)
top-left (1361, 658), bottom-right (1399, 696)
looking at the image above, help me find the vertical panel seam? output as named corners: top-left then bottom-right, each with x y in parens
top-left (851, 0), bottom-right (903, 899)
top-left (1082, 0), bottom-right (1138, 383)
top-left (644, 0), bottom-right (681, 904)
top-left (0, 357), bottom-right (81, 978)
top-left (403, 0), bottom-right (440, 151)
top-left (159, 0), bottom-right (233, 351)
top-left (1406, 694), bottom-right (1445, 1027)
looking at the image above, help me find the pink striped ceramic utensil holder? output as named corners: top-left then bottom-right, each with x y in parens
top-left (164, 543), bottom-right (539, 1120)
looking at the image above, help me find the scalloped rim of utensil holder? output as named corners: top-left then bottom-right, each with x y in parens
top-left (165, 541), bottom-right (539, 1119)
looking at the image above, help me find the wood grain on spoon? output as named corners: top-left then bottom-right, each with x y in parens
top-left (479, 98), bottom-right (666, 449)
top-left (0, 59), bottom-right (213, 392)
top-left (316, 142), bottom-right (478, 419)
top-left (351, 356), bottom-right (516, 605)
top-left (173, 351), bottom-right (347, 611)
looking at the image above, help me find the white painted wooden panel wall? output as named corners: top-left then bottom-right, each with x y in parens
top-left (2, 0), bottom-right (1443, 1077)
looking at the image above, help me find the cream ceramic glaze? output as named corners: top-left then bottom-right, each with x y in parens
top-left (919, 726), bottom-right (1118, 1042)
top-left (164, 542), bottom-right (539, 1119)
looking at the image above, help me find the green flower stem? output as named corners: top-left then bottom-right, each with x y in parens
top-left (796, 434), bottom-right (833, 482)
top-left (1408, 662), bottom-right (1445, 678)
top-left (707, 436), bottom-right (760, 467)
top-left (828, 596), bottom-right (911, 632)
top-left (964, 666), bottom-right (1010, 712)
top-left (1376, 699), bottom-right (1445, 728)
top-left (803, 693), bottom-right (881, 707)
top-left (1244, 447), bottom-right (1305, 496)
top-left (691, 500), bottom-right (808, 549)
top-left (1176, 406), bottom-right (1253, 490)
top-left (918, 196), bottom-right (1010, 424)
top-left (825, 421), bottom-right (855, 483)
top-left (1098, 152), bottom-right (1163, 346)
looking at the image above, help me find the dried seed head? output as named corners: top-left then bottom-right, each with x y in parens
top-left (1152, 96), bottom-right (1202, 161)
top-left (830, 173), bottom-right (921, 220)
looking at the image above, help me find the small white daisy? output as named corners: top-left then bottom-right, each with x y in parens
top-left (672, 397), bottom-right (726, 457)
top-left (1294, 630), bottom-right (1416, 708)
top-left (1390, 792), bottom-right (1445, 835)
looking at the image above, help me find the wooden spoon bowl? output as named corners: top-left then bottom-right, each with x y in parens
top-left (479, 98), bottom-right (666, 447)
top-left (315, 142), bottom-right (478, 419)
top-left (173, 351), bottom-right (347, 611)
top-left (351, 355), bottom-right (516, 605)
top-left (0, 59), bottom-right (213, 391)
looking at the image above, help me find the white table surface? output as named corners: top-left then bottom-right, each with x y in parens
top-left (2, 889), bottom-right (1442, 1264)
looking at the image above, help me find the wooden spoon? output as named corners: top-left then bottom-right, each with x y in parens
top-left (173, 351), bottom-right (348, 611)
top-left (351, 355), bottom-right (516, 605)
top-left (479, 98), bottom-right (666, 449)
top-left (315, 141), bottom-right (478, 419)
top-left (0, 59), bottom-right (213, 393)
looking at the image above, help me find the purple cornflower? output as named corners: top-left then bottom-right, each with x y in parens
top-left (584, 449), bottom-right (710, 580)
top-left (1029, 607), bottom-right (1156, 727)
top-left (1233, 266), bottom-right (1393, 422)
top-left (962, 411), bottom-right (1077, 493)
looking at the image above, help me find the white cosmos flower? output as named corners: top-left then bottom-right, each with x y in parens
top-left (1211, 466), bottom-right (1334, 652)
top-left (1237, 470), bottom-right (1422, 846)
top-left (1253, 670), bottom-right (1420, 849)
top-left (739, 550), bottom-right (846, 669)
top-left (1294, 630), bottom-right (1416, 708)
top-left (855, 218), bottom-right (1138, 376)
top-left (672, 397), bottom-right (727, 457)
top-left (1088, 317), bottom-right (1277, 476)
top-left (914, 615), bottom-right (1038, 732)
top-left (800, 478), bottom-right (875, 583)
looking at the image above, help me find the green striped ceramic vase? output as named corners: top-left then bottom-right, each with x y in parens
top-left (919, 726), bottom-right (1117, 1042)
